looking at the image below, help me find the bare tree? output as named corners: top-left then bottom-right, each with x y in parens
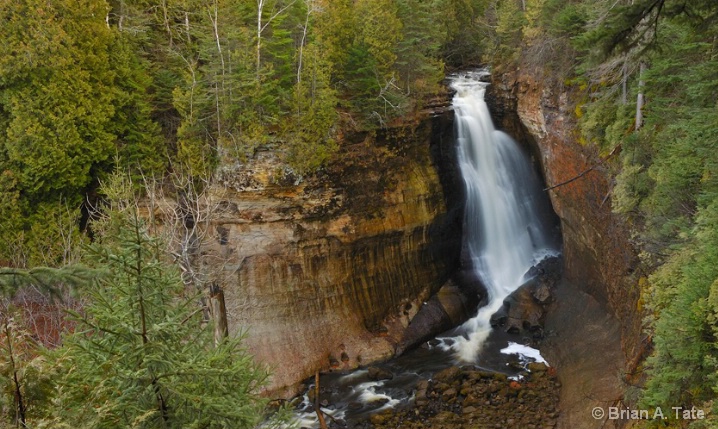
top-left (143, 170), bottom-right (234, 345)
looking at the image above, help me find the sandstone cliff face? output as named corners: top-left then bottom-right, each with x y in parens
top-left (209, 115), bottom-right (461, 397)
top-left (488, 72), bottom-right (644, 429)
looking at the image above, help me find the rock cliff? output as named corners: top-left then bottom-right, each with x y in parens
top-left (488, 71), bottom-right (644, 428)
top-left (208, 113), bottom-right (462, 397)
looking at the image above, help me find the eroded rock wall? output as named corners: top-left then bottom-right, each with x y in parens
top-left (208, 115), bottom-right (461, 397)
top-left (488, 72), bottom-right (644, 428)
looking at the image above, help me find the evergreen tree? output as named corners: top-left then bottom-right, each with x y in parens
top-left (394, 0), bottom-right (447, 99)
top-left (437, 0), bottom-right (490, 68)
top-left (0, 0), bottom-right (170, 263)
top-left (0, 0), bottom-right (113, 265)
top-left (39, 191), bottom-right (269, 429)
top-left (287, 42), bottom-right (338, 173)
top-left (1, 264), bottom-right (95, 426)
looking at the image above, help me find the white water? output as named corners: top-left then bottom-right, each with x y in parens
top-left (285, 70), bottom-right (558, 428)
top-left (501, 342), bottom-right (549, 366)
top-left (440, 71), bottom-right (557, 362)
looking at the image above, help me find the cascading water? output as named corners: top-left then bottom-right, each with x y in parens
top-left (287, 70), bottom-right (559, 428)
top-left (439, 70), bottom-right (558, 362)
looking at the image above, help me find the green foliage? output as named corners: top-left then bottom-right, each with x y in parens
top-left (40, 202), bottom-right (268, 428)
top-left (0, 0), bottom-right (168, 264)
top-left (434, 0), bottom-right (491, 68)
top-left (354, 0), bottom-right (402, 80)
top-left (0, 312), bottom-right (54, 428)
top-left (477, 0), bottom-right (718, 421)
top-left (640, 203), bottom-right (718, 423)
top-left (1, 0), bottom-right (462, 263)
top-left (0, 0), bottom-right (116, 198)
top-left (612, 160), bottom-right (651, 216)
top-left (394, 0), bottom-right (448, 98)
top-left (578, 94), bottom-right (633, 150)
top-left (0, 266), bottom-right (96, 301)
top-left (312, 0), bottom-right (355, 75)
top-left (287, 43), bottom-right (339, 173)
top-left (565, 0), bottom-right (718, 421)
top-left (495, 0), bottom-right (526, 62)
top-left (108, 36), bottom-right (168, 180)
top-left (342, 43), bottom-right (408, 127)
top-left (542, 0), bottom-right (586, 37)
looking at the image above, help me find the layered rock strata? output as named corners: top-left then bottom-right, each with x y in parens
top-left (209, 114), bottom-right (462, 397)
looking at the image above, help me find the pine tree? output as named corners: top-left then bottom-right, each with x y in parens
top-left (394, 0), bottom-right (447, 99)
top-left (39, 192), bottom-right (269, 429)
top-left (287, 42), bottom-right (338, 173)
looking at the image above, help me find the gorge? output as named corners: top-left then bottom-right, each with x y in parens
top-left (3, 2), bottom-right (716, 428)
top-left (207, 70), bottom-right (639, 429)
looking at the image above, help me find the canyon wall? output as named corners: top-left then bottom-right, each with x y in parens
top-left (488, 72), bottom-right (645, 428)
top-left (207, 112), bottom-right (462, 397)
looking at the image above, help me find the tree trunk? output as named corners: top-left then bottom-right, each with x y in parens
top-left (315, 372), bottom-right (328, 429)
top-left (297, 0), bottom-right (312, 86)
top-left (257, 0), bottom-right (264, 81)
top-left (210, 283), bottom-right (229, 344)
top-left (209, 1), bottom-right (225, 136)
top-left (3, 319), bottom-right (26, 427)
top-left (161, 0), bottom-right (173, 47)
top-left (635, 61), bottom-right (646, 130)
top-left (621, 57), bottom-right (628, 105)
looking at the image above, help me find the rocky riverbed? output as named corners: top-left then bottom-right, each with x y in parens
top-left (305, 363), bottom-right (560, 429)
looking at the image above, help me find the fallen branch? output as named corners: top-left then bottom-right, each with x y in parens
top-left (544, 144), bottom-right (622, 192)
top-left (315, 371), bottom-right (328, 429)
top-left (544, 166), bottom-right (595, 192)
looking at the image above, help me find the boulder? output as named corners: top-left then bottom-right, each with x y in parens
top-left (490, 256), bottom-right (562, 337)
top-left (367, 366), bottom-right (394, 381)
top-left (433, 366), bottom-right (463, 384)
top-left (395, 280), bottom-right (478, 355)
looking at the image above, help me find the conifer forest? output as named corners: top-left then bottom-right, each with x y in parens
top-left (1, 1), bottom-right (718, 428)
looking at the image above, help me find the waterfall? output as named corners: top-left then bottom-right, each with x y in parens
top-left (442, 71), bottom-right (557, 362)
top-left (285, 71), bottom-right (560, 428)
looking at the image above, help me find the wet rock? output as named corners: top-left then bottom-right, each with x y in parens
top-left (395, 282), bottom-right (475, 355)
top-left (370, 413), bottom-right (389, 425)
top-left (212, 113), bottom-right (465, 398)
top-left (367, 366), bottom-right (393, 381)
top-left (527, 362), bottom-right (549, 373)
top-left (490, 258), bottom-right (562, 337)
top-left (492, 373), bottom-right (508, 382)
top-left (362, 364), bottom-right (560, 429)
top-left (433, 366), bottom-right (462, 383)
top-left (441, 388), bottom-right (458, 401)
top-left (463, 395), bottom-right (481, 407)
top-left (532, 282), bottom-right (552, 305)
top-left (416, 380), bottom-right (429, 391)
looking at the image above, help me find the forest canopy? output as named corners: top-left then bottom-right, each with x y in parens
top-left (0, 0), bottom-right (491, 266)
top-left (2, 0), bottom-right (718, 427)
